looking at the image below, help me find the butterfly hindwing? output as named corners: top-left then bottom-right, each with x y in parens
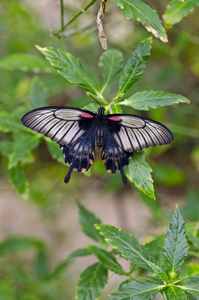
top-left (101, 127), bottom-right (132, 185)
top-left (61, 123), bottom-right (97, 183)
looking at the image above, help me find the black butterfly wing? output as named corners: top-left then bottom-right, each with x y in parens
top-left (21, 107), bottom-right (97, 182)
top-left (101, 127), bottom-right (131, 185)
top-left (62, 123), bottom-right (97, 183)
top-left (101, 114), bottom-right (174, 184)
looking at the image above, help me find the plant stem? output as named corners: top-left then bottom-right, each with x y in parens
top-left (59, 21), bottom-right (96, 37)
top-left (55, 0), bottom-right (97, 36)
top-left (60, 0), bottom-right (64, 30)
top-left (162, 291), bottom-right (168, 300)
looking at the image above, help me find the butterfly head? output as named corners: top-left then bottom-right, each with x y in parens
top-left (98, 107), bottom-right (105, 116)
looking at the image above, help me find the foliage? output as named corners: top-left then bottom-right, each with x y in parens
top-left (67, 203), bottom-right (199, 300)
top-left (0, 0), bottom-right (199, 299)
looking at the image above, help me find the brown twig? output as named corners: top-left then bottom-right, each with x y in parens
top-left (97, 0), bottom-right (108, 50)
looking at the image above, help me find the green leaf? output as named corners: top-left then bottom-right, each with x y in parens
top-left (82, 103), bottom-right (100, 113)
top-left (167, 286), bottom-right (188, 300)
top-left (76, 263), bottom-right (108, 300)
top-left (109, 103), bottom-right (123, 114)
top-left (99, 49), bottom-right (124, 94)
top-left (77, 201), bottom-right (104, 244)
top-left (37, 46), bottom-right (106, 103)
top-left (46, 139), bottom-right (64, 164)
top-left (66, 248), bottom-right (92, 260)
top-left (107, 280), bottom-right (163, 300)
top-left (163, 206), bottom-right (189, 277)
top-left (0, 237), bottom-right (44, 255)
top-left (29, 77), bottom-right (48, 109)
top-left (181, 279), bottom-right (199, 299)
top-left (8, 134), bottom-right (40, 168)
top-left (0, 53), bottom-right (53, 73)
top-left (179, 263), bottom-right (199, 281)
top-left (163, 0), bottom-right (199, 29)
top-left (0, 112), bottom-right (27, 133)
top-left (9, 165), bottom-right (29, 199)
top-left (120, 90), bottom-right (189, 110)
top-left (0, 141), bottom-right (14, 158)
top-left (116, 38), bottom-right (152, 100)
top-left (87, 245), bottom-right (125, 275)
top-left (110, 0), bottom-right (167, 42)
top-left (125, 151), bottom-right (155, 199)
top-left (96, 224), bottom-right (168, 283)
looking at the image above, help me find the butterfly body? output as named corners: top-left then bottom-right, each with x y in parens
top-left (21, 106), bottom-right (174, 185)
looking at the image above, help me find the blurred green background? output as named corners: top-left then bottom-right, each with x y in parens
top-left (0, 0), bottom-right (199, 299)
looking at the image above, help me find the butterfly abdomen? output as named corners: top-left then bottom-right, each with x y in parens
top-left (96, 126), bottom-right (104, 148)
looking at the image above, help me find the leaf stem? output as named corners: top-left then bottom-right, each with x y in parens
top-left (162, 291), bottom-right (168, 300)
top-left (54, 0), bottom-right (97, 36)
top-left (60, 0), bottom-right (64, 30)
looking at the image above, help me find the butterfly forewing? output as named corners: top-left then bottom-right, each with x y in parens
top-left (21, 107), bottom-right (95, 145)
top-left (106, 114), bottom-right (174, 153)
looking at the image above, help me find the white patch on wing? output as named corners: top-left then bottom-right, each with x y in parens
top-left (55, 109), bottom-right (81, 120)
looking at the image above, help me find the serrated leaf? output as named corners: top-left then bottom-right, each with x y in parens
top-left (9, 134), bottom-right (40, 168)
top-left (167, 286), bottom-right (188, 300)
top-left (77, 201), bottom-right (104, 244)
top-left (37, 46), bottom-right (105, 103)
top-left (120, 90), bottom-right (189, 110)
top-left (99, 49), bottom-right (124, 94)
top-left (46, 139), bottom-right (64, 164)
top-left (87, 245), bottom-right (125, 275)
top-left (9, 165), bottom-right (29, 199)
top-left (0, 53), bottom-right (53, 73)
top-left (75, 263), bottom-right (108, 300)
top-left (107, 280), bottom-right (163, 300)
top-left (163, 0), bottom-right (199, 29)
top-left (116, 38), bottom-right (152, 100)
top-left (66, 248), bottom-right (92, 260)
top-left (163, 206), bottom-right (189, 276)
top-left (0, 112), bottom-right (27, 133)
top-left (96, 224), bottom-right (168, 283)
top-left (181, 279), bottom-right (199, 299)
top-left (110, 0), bottom-right (167, 42)
top-left (125, 151), bottom-right (155, 199)
top-left (29, 77), bottom-right (48, 109)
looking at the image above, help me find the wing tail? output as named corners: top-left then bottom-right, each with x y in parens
top-left (61, 125), bottom-right (96, 183)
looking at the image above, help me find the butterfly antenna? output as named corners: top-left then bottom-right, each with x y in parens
top-left (87, 93), bottom-right (102, 106)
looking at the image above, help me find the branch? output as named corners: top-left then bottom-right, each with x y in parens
top-left (54, 0), bottom-right (98, 37)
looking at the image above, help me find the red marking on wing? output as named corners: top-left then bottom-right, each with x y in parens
top-left (108, 116), bottom-right (120, 121)
top-left (81, 112), bottom-right (94, 118)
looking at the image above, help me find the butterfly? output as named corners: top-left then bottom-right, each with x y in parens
top-left (21, 106), bottom-right (174, 185)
